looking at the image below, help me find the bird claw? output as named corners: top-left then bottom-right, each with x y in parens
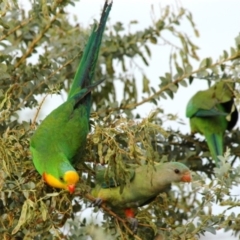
top-left (92, 197), bottom-right (103, 207)
top-left (127, 217), bottom-right (138, 234)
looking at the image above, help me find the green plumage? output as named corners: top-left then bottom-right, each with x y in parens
top-left (186, 81), bottom-right (238, 166)
top-left (92, 162), bottom-right (191, 232)
top-left (92, 162), bottom-right (191, 209)
top-left (30, 1), bottom-right (112, 191)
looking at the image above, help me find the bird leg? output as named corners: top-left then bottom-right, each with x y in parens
top-left (92, 198), bottom-right (138, 233)
top-left (92, 197), bottom-right (103, 207)
top-left (125, 208), bottom-right (138, 234)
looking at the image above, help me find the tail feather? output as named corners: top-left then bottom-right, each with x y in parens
top-left (68, 1), bottom-right (112, 99)
top-left (206, 133), bottom-right (223, 166)
top-left (74, 78), bottom-right (105, 108)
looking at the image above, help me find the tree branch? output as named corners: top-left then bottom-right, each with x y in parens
top-left (94, 50), bottom-right (240, 116)
top-left (84, 193), bottom-right (142, 240)
top-left (0, 17), bottom-right (33, 42)
top-left (15, 54), bottom-right (80, 111)
top-left (14, 15), bottom-right (58, 68)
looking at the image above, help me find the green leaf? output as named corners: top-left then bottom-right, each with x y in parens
top-left (204, 226), bottom-right (216, 235)
top-left (150, 36), bottom-right (157, 44)
top-left (12, 200), bottom-right (29, 234)
top-left (142, 75), bottom-right (150, 94)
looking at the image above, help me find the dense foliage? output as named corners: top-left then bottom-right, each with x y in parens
top-left (1, 0), bottom-right (240, 239)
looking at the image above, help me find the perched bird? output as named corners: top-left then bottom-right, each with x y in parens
top-left (186, 81), bottom-right (238, 166)
top-left (30, 1), bottom-right (113, 193)
top-left (92, 162), bottom-right (192, 232)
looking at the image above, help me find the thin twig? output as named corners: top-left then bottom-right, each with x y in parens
top-left (84, 193), bottom-right (142, 240)
top-left (0, 17), bottom-right (33, 41)
top-left (94, 50), bottom-right (240, 116)
top-left (31, 93), bottom-right (49, 127)
top-left (15, 54), bottom-right (79, 111)
top-left (14, 15), bottom-right (58, 68)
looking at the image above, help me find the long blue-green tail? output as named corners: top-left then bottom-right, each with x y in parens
top-left (68, 0), bottom-right (112, 99)
top-left (205, 133), bottom-right (223, 167)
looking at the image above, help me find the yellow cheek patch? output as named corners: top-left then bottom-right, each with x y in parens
top-left (64, 171), bottom-right (80, 185)
top-left (42, 171), bottom-right (80, 193)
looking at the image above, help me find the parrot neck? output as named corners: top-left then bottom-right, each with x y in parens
top-left (42, 170), bottom-right (79, 193)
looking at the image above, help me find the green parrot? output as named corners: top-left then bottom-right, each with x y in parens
top-left (186, 81), bottom-right (238, 166)
top-left (30, 1), bottom-right (113, 193)
top-left (91, 162), bottom-right (192, 232)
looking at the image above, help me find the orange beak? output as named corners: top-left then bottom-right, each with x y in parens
top-left (67, 184), bottom-right (76, 194)
top-left (181, 172), bottom-right (192, 182)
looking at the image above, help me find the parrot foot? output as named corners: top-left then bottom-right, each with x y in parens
top-left (127, 217), bottom-right (138, 234)
top-left (92, 197), bottom-right (103, 207)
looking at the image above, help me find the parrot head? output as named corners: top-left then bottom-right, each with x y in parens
top-left (161, 162), bottom-right (192, 183)
top-left (43, 170), bottom-right (79, 193)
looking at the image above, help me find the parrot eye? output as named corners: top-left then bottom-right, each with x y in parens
top-left (174, 169), bottom-right (180, 174)
top-left (59, 177), bottom-right (64, 182)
